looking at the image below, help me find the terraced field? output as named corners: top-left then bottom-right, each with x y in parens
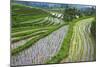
top-left (11, 2), bottom-right (96, 66)
top-left (61, 18), bottom-right (96, 63)
top-left (11, 3), bottom-right (68, 66)
top-left (11, 25), bottom-right (68, 65)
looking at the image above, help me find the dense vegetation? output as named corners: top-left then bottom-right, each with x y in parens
top-left (63, 5), bottom-right (96, 23)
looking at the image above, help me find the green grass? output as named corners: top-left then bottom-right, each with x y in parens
top-left (12, 25), bottom-right (59, 37)
top-left (12, 16), bottom-right (59, 28)
top-left (12, 17), bottom-right (45, 27)
top-left (12, 3), bottom-right (49, 24)
top-left (12, 30), bottom-right (48, 43)
top-left (12, 14), bottom-right (48, 24)
top-left (12, 24), bottom-right (58, 33)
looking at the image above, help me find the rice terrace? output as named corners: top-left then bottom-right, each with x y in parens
top-left (11, 0), bottom-right (96, 66)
